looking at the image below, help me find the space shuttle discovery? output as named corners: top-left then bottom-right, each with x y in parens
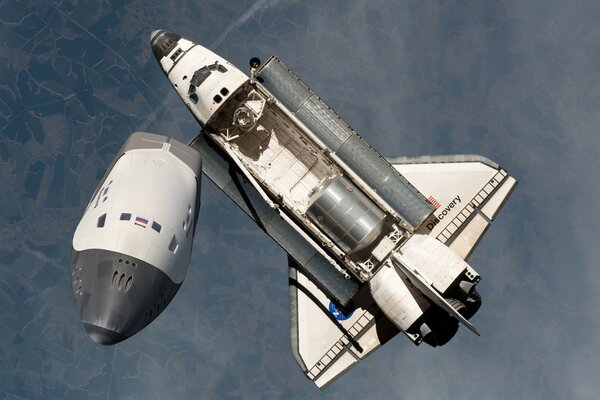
top-left (70, 30), bottom-right (517, 388)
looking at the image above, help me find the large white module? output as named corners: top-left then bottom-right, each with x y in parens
top-left (71, 132), bottom-right (202, 345)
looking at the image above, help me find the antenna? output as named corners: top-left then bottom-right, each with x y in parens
top-left (249, 57), bottom-right (261, 84)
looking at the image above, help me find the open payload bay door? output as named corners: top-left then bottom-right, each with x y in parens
top-left (289, 256), bottom-right (399, 389)
top-left (389, 155), bottom-right (517, 260)
top-left (190, 132), bottom-right (360, 306)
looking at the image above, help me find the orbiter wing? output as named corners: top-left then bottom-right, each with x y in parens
top-left (289, 155), bottom-right (516, 388)
top-left (390, 155), bottom-right (517, 259)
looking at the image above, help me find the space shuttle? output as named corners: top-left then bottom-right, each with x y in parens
top-left (70, 30), bottom-right (517, 388)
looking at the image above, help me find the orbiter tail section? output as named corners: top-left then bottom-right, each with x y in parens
top-left (391, 253), bottom-right (480, 336)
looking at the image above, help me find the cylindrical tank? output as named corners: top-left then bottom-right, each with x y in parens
top-left (307, 175), bottom-right (386, 256)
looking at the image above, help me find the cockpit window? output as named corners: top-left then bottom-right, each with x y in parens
top-left (191, 66), bottom-right (211, 87)
top-left (188, 62), bottom-right (228, 104)
top-left (188, 84), bottom-right (199, 104)
top-left (207, 62), bottom-right (227, 73)
top-left (189, 63), bottom-right (227, 88)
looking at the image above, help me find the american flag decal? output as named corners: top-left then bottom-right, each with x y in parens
top-left (427, 195), bottom-right (441, 209)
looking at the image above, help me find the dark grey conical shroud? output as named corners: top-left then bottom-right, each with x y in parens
top-left (70, 248), bottom-right (181, 345)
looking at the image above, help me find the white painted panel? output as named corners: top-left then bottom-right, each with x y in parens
top-left (314, 351), bottom-right (357, 389)
top-left (400, 234), bottom-right (470, 293)
top-left (393, 162), bottom-right (497, 236)
top-left (481, 176), bottom-right (517, 220)
top-left (370, 263), bottom-right (428, 331)
top-left (297, 272), bottom-right (343, 368)
top-left (449, 213), bottom-right (490, 260)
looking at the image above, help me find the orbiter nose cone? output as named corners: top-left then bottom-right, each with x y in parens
top-left (83, 323), bottom-right (127, 346)
top-left (150, 29), bottom-right (182, 61)
top-left (150, 30), bottom-right (163, 43)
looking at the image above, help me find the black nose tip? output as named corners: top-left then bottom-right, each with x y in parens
top-left (150, 29), bottom-right (163, 43)
top-left (150, 30), bottom-right (182, 60)
top-left (83, 323), bottom-right (128, 346)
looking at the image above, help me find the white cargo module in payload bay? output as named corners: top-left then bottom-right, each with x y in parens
top-left (70, 30), bottom-right (517, 388)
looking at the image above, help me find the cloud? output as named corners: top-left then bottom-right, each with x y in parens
top-left (210, 0), bottom-right (291, 50)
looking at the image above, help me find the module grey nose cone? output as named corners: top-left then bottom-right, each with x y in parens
top-left (70, 248), bottom-right (182, 345)
top-left (150, 30), bottom-right (181, 60)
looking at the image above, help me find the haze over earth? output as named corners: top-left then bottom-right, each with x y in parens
top-left (1, 0), bottom-right (600, 398)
